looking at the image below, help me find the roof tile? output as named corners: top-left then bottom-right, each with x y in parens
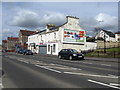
top-left (20, 30), bottom-right (36, 36)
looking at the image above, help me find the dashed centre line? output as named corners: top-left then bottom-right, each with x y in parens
top-left (82, 62), bottom-right (92, 64)
top-left (101, 64), bottom-right (112, 67)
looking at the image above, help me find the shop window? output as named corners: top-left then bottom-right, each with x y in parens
top-left (48, 45), bottom-right (50, 52)
top-left (53, 44), bottom-right (56, 53)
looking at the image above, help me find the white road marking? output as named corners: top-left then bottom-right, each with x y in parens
top-left (69, 67), bottom-right (82, 70)
top-left (88, 79), bottom-right (120, 89)
top-left (61, 60), bottom-right (80, 62)
top-left (49, 63), bottom-right (56, 65)
top-left (35, 64), bottom-right (62, 73)
top-left (35, 62), bottom-right (82, 71)
top-left (0, 83), bottom-right (3, 89)
top-left (43, 66), bottom-right (82, 70)
top-left (82, 62), bottom-right (92, 64)
top-left (108, 74), bottom-right (119, 78)
top-left (23, 61), bottom-right (29, 64)
top-left (36, 61), bottom-right (40, 62)
top-left (101, 64), bottom-right (111, 67)
top-left (19, 60), bottom-right (23, 62)
top-left (64, 72), bottom-right (118, 79)
top-left (17, 59), bottom-right (29, 64)
top-left (110, 83), bottom-right (120, 86)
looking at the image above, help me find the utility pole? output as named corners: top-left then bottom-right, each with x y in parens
top-left (104, 31), bottom-right (106, 53)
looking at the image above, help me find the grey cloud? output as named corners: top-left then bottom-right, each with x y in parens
top-left (95, 13), bottom-right (118, 31)
top-left (12, 10), bottom-right (40, 28)
top-left (11, 10), bottom-right (66, 29)
top-left (42, 11), bottom-right (66, 26)
top-left (2, 29), bottom-right (17, 39)
top-left (79, 13), bottom-right (118, 36)
top-left (11, 10), bottom-right (117, 37)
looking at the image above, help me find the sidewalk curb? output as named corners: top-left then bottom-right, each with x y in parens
top-left (85, 57), bottom-right (119, 63)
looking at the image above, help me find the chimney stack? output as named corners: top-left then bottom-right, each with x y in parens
top-left (66, 16), bottom-right (79, 24)
top-left (46, 24), bottom-right (55, 32)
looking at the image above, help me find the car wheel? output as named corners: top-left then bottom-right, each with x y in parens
top-left (58, 55), bottom-right (62, 59)
top-left (69, 56), bottom-right (73, 60)
top-left (82, 58), bottom-right (85, 60)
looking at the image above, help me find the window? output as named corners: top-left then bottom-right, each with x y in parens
top-left (48, 45), bottom-right (50, 52)
top-left (53, 44), bottom-right (56, 53)
top-left (54, 33), bottom-right (56, 39)
top-left (41, 35), bottom-right (43, 41)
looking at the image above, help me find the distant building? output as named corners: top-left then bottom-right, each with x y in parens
top-left (95, 29), bottom-right (116, 42)
top-left (7, 37), bottom-right (19, 51)
top-left (28, 16), bottom-right (97, 55)
top-left (115, 32), bottom-right (120, 42)
top-left (19, 30), bottom-right (36, 49)
top-left (2, 40), bottom-right (7, 50)
top-left (0, 45), bottom-right (2, 50)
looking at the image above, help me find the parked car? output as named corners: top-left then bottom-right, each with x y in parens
top-left (18, 49), bottom-right (24, 54)
top-left (23, 50), bottom-right (33, 55)
top-left (58, 49), bottom-right (84, 60)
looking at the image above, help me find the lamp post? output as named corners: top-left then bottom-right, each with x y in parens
top-left (104, 31), bottom-right (106, 53)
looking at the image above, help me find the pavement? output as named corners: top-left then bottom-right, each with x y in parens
top-left (85, 57), bottom-right (119, 63)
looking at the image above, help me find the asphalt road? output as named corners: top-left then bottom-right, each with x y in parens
top-left (2, 53), bottom-right (120, 89)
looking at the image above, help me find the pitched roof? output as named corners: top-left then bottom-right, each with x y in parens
top-left (102, 30), bottom-right (115, 37)
top-left (8, 37), bottom-right (19, 41)
top-left (115, 32), bottom-right (120, 34)
top-left (20, 30), bottom-right (36, 36)
top-left (2, 40), bottom-right (7, 43)
top-left (31, 16), bottom-right (80, 35)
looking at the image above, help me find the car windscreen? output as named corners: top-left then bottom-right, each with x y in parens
top-left (69, 49), bottom-right (78, 53)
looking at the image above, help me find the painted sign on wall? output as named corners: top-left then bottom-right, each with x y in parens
top-left (63, 29), bottom-right (85, 43)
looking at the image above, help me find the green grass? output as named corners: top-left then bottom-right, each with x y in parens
top-left (85, 47), bottom-right (120, 58)
top-left (106, 48), bottom-right (120, 52)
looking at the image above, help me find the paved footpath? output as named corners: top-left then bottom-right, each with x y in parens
top-left (85, 57), bottom-right (119, 63)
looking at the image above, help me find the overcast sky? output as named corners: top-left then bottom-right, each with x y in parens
top-left (1, 2), bottom-right (118, 44)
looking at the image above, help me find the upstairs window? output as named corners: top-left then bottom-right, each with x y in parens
top-left (54, 33), bottom-right (56, 39)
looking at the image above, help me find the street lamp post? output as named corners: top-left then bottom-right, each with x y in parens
top-left (104, 31), bottom-right (106, 53)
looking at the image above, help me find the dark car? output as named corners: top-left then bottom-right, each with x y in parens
top-left (58, 49), bottom-right (84, 60)
top-left (18, 49), bottom-right (24, 54)
top-left (23, 50), bottom-right (33, 55)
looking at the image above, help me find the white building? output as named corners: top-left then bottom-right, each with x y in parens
top-left (95, 29), bottom-right (116, 42)
top-left (115, 32), bottom-right (120, 42)
top-left (28, 16), bottom-right (97, 55)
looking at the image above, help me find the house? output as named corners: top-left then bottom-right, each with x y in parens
top-left (19, 30), bottom-right (36, 49)
top-left (2, 40), bottom-right (7, 50)
top-left (0, 45), bottom-right (2, 51)
top-left (115, 32), bottom-right (120, 42)
top-left (7, 37), bottom-right (19, 52)
top-left (28, 16), bottom-right (97, 55)
top-left (95, 29), bottom-right (116, 42)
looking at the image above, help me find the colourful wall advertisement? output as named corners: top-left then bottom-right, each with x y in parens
top-left (63, 29), bottom-right (85, 43)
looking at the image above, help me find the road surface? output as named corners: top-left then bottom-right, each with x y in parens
top-left (2, 53), bottom-right (120, 89)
